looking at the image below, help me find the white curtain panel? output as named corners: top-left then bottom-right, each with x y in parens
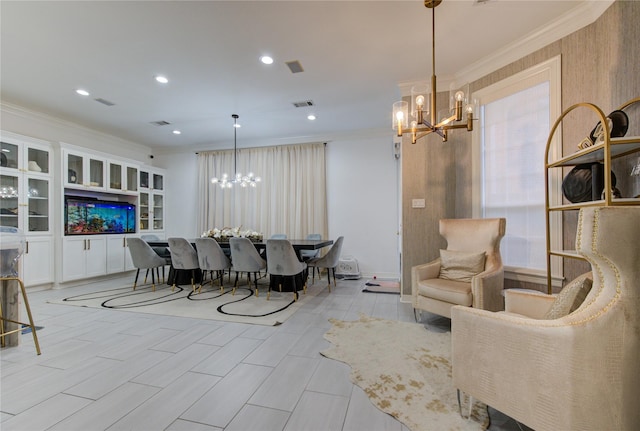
top-left (197, 143), bottom-right (327, 240)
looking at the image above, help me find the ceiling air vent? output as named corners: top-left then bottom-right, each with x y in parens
top-left (150, 120), bottom-right (171, 126)
top-left (292, 100), bottom-right (314, 108)
top-left (94, 98), bottom-right (115, 106)
top-left (286, 60), bottom-right (304, 74)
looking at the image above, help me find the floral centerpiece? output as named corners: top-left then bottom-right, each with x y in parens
top-left (201, 226), bottom-right (263, 243)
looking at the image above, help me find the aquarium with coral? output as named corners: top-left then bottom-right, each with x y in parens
top-left (65, 197), bottom-right (136, 235)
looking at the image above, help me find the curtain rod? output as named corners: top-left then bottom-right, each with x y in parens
top-left (195, 141), bottom-right (327, 154)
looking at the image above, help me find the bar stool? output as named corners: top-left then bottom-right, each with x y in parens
top-left (0, 227), bottom-right (41, 355)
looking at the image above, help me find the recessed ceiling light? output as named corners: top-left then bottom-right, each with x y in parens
top-left (172, 130), bottom-right (181, 135)
top-left (260, 55), bottom-right (274, 65)
top-left (307, 114), bottom-right (316, 121)
top-left (76, 89), bottom-right (90, 96)
top-left (155, 75), bottom-right (169, 84)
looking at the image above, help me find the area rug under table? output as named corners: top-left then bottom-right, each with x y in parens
top-left (49, 281), bottom-right (326, 326)
top-left (322, 314), bottom-right (488, 431)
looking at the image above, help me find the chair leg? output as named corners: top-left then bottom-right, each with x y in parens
top-left (133, 268), bottom-right (140, 290)
top-left (0, 301), bottom-right (4, 348)
top-left (457, 389), bottom-right (474, 420)
top-left (191, 270), bottom-right (196, 293)
top-left (232, 271), bottom-right (239, 295)
top-left (332, 268), bottom-right (337, 287)
top-left (253, 273), bottom-right (259, 297)
top-left (327, 268), bottom-right (331, 292)
top-left (151, 267), bottom-right (156, 292)
top-left (144, 268), bottom-right (149, 284)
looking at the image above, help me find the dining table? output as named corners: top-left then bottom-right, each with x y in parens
top-left (145, 238), bottom-right (333, 289)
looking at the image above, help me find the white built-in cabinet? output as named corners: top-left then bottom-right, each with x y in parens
top-left (0, 132), bottom-right (54, 286)
top-left (57, 143), bottom-right (166, 283)
top-left (106, 235), bottom-right (135, 274)
top-left (62, 236), bottom-right (107, 281)
top-left (139, 167), bottom-right (165, 235)
top-left (0, 135), bottom-right (167, 285)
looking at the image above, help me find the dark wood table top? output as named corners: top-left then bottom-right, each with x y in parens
top-left (147, 238), bottom-right (333, 251)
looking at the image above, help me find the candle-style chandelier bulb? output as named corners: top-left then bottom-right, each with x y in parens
top-left (391, 0), bottom-right (474, 143)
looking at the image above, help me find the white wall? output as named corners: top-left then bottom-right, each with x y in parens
top-left (326, 133), bottom-right (400, 279)
top-left (155, 152), bottom-right (199, 239)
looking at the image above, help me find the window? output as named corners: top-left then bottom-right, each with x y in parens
top-left (472, 56), bottom-right (562, 283)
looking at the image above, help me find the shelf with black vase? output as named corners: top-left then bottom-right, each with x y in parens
top-left (544, 97), bottom-right (640, 292)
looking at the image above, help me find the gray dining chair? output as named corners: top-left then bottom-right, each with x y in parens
top-left (127, 237), bottom-right (168, 292)
top-left (168, 237), bottom-right (200, 293)
top-left (195, 237), bottom-right (231, 293)
top-left (307, 236), bottom-right (344, 292)
top-left (266, 239), bottom-right (308, 301)
top-left (300, 233), bottom-right (322, 261)
top-left (229, 237), bottom-right (267, 296)
top-left (141, 234), bottom-right (172, 281)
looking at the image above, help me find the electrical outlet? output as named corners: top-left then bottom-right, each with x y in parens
top-left (412, 199), bottom-right (426, 208)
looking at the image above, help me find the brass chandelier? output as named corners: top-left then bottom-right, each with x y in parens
top-left (393, 0), bottom-right (474, 143)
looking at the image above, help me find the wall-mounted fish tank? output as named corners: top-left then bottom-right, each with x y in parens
top-left (65, 196), bottom-right (136, 235)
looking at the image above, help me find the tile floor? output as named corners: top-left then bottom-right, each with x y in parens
top-left (1, 275), bottom-right (526, 431)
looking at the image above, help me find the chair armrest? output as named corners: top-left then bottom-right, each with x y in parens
top-left (411, 259), bottom-right (441, 301)
top-left (470, 266), bottom-right (504, 312)
top-left (504, 289), bottom-right (556, 319)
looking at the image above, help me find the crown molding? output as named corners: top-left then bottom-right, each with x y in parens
top-left (456, 0), bottom-right (614, 85)
top-left (399, 0), bottom-right (614, 96)
top-left (1, 101), bottom-right (152, 157)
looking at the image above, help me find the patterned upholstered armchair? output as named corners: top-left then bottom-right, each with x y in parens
top-left (452, 207), bottom-right (640, 431)
top-left (411, 218), bottom-right (506, 319)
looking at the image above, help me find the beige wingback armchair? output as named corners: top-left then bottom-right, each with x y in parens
top-left (451, 207), bottom-right (640, 431)
top-left (411, 218), bottom-right (506, 319)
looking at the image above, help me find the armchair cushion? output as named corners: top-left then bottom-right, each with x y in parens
top-left (438, 249), bottom-right (486, 283)
top-left (543, 272), bottom-right (593, 319)
top-left (417, 277), bottom-right (473, 307)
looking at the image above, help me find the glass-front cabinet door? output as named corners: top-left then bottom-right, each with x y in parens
top-left (126, 166), bottom-right (138, 192)
top-left (138, 190), bottom-right (163, 232)
top-left (139, 192), bottom-right (150, 231)
top-left (26, 146), bottom-right (49, 174)
top-left (0, 172), bottom-right (20, 229)
top-left (64, 149), bottom-right (105, 190)
top-left (153, 173), bottom-right (164, 191)
top-left (153, 194), bottom-right (164, 230)
top-left (108, 161), bottom-right (139, 193)
top-left (0, 134), bottom-right (51, 234)
top-left (27, 177), bottom-right (49, 232)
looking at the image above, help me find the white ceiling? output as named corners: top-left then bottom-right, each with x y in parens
top-left (0, 1), bottom-right (607, 153)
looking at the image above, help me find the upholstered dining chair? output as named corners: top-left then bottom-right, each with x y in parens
top-left (194, 237), bottom-right (231, 293)
top-left (167, 237), bottom-right (200, 293)
top-left (266, 239), bottom-right (307, 301)
top-left (229, 237), bottom-right (267, 296)
top-left (127, 237), bottom-right (168, 292)
top-left (306, 236), bottom-right (344, 292)
top-left (140, 234), bottom-right (171, 281)
top-left (411, 218), bottom-right (506, 319)
top-left (451, 206), bottom-right (640, 431)
top-left (300, 233), bottom-right (322, 261)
